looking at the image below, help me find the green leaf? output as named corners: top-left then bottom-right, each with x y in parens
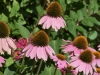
top-left (76, 26), bottom-right (87, 36)
top-left (81, 7), bottom-right (88, 17)
top-left (20, 0), bottom-right (29, 7)
top-left (77, 10), bottom-right (84, 21)
top-left (88, 31), bottom-right (98, 40)
top-left (36, 5), bottom-right (44, 14)
top-left (0, 71), bottom-right (4, 75)
top-left (10, 0), bottom-right (20, 17)
top-left (4, 68), bottom-right (15, 75)
top-left (18, 25), bottom-right (30, 38)
top-left (5, 57), bottom-right (14, 67)
top-left (0, 13), bottom-right (8, 22)
top-left (67, 20), bottom-right (77, 38)
top-left (88, 17), bottom-right (100, 25)
top-left (58, 0), bottom-right (66, 12)
top-left (17, 17), bottom-right (26, 26)
top-left (50, 39), bottom-right (63, 54)
top-left (70, 10), bottom-right (77, 21)
top-left (81, 18), bottom-right (94, 27)
top-left (76, 26), bottom-right (86, 33)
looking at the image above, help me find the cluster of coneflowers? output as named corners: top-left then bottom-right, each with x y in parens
top-left (0, 1), bottom-right (100, 75)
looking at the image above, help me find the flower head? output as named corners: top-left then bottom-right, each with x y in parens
top-left (0, 56), bottom-right (5, 67)
top-left (0, 20), bottom-right (16, 54)
top-left (23, 30), bottom-right (55, 61)
top-left (62, 36), bottom-right (96, 56)
top-left (38, 1), bottom-right (66, 31)
top-left (15, 38), bottom-right (28, 49)
top-left (53, 54), bottom-right (69, 69)
top-left (70, 50), bottom-right (96, 75)
top-left (12, 50), bottom-right (22, 60)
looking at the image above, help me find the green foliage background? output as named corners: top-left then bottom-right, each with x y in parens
top-left (0, 0), bottom-right (100, 75)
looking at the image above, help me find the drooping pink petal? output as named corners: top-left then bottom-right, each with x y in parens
top-left (38, 16), bottom-right (48, 25)
top-left (26, 47), bottom-right (33, 57)
top-left (37, 46), bottom-right (43, 59)
top-left (45, 46), bottom-right (54, 59)
top-left (45, 17), bottom-right (52, 29)
top-left (85, 64), bottom-right (90, 75)
top-left (47, 45), bottom-right (55, 54)
top-left (70, 59), bottom-right (81, 67)
top-left (30, 46), bottom-right (37, 59)
top-left (39, 47), bottom-right (47, 61)
top-left (2, 38), bottom-right (11, 54)
top-left (51, 18), bottom-right (58, 31)
top-left (23, 44), bottom-right (33, 52)
top-left (0, 39), bottom-right (3, 54)
top-left (6, 37), bottom-right (16, 50)
top-left (42, 47), bottom-right (48, 61)
top-left (88, 64), bottom-right (93, 75)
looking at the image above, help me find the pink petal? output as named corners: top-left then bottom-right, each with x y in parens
top-left (0, 39), bottom-right (3, 54)
top-left (45, 17), bottom-right (52, 29)
top-left (85, 64), bottom-right (90, 75)
top-left (6, 37), bottom-right (16, 50)
top-left (40, 47), bottom-right (47, 61)
top-left (26, 47), bottom-right (33, 57)
top-left (2, 38), bottom-right (11, 54)
top-left (97, 59), bottom-right (100, 67)
top-left (87, 47), bottom-right (96, 52)
top-left (88, 64), bottom-right (93, 75)
top-left (47, 45), bottom-right (55, 54)
top-left (45, 46), bottom-right (54, 59)
top-left (37, 47), bottom-right (43, 59)
top-left (23, 44), bottom-right (33, 52)
top-left (38, 16), bottom-right (48, 24)
top-left (70, 59), bottom-right (81, 67)
top-left (30, 46), bottom-right (37, 59)
top-left (51, 18), bottom-right (58, 31)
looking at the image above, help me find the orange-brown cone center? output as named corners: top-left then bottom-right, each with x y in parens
top-left (0, 20), bottom-right (10, 38)
top-left (46, 1), bottom-right (62, 17)
top-left (30, 30), bottom-right (49, 46)
top-left (57, 54), bottom-right (66, 60)
top-left (73, 36), bottom-right (88, 49)
top-left (93, 51), bottom-right (100, 59)
top-left (79, 50), bottom-right (93, 63)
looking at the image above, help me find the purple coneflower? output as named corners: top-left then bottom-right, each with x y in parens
top-left (62, 36), bottom-right (96, 56)
top-left (0, 20), bottom-right (16, 54)
top-left (23, 30), bottom-right (55, 61)
top-left (70, 50), bottom-right (96, 75)
top-left (53, 54), bottom-right (69, 69)
top-left (0, 56), bottom-right (5, 67)
top-left (38, 1), bottom-right (66, 31)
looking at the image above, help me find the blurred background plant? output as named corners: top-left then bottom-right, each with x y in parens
top-left (0, 0), bottom-right (100, 75)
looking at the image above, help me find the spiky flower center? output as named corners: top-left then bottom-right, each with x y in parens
top-left (30, 30), bottom-right (49, 46)
top-left (79, 50), bottom-right (93, 63)
top-left (46, 1), bottom-right (62, 17)
top-left (73, 36), bottom-right (88, 49)
top-left (0, 20), bottom-right (10, 38)
top-left (96, 68), bottom-right (100, 73)
top-left (57, 54), bottom-right (66, 60)
top-left (93, 51), bottom-right (100, 59)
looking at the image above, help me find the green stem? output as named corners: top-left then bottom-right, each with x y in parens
top-left (53, 66), bottom-right (57, 75)
top-left (30, 60), bottom-right (37, 75)
top-left (19, 53), bottom-right (26, 75)
top-left (36, 59), bottom-right (43, 75)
